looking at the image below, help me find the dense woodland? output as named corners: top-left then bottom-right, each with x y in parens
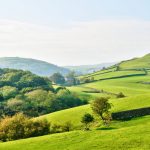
top-left (0, 68), bottom-right (87, 118)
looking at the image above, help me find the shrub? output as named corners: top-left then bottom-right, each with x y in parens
top-left (61, 121), bottom-right (73, 132)
top-left (116, 92), bottom-right (125, 98)
top-left (0, 113), bottom-right (50, 142)
top-left (51, 124), bottom-right (62, 133)
top-left (81, 113), bottom-right (94, 130)
top-left (51, 121), bottom-right (73, 133)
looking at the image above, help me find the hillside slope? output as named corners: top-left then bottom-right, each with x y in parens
top-left (65, 62), bottom-right (117, 75)
top-left (119, 53), bottom-right (150, 69)
top-left (0, 57), bottom-right (70, 76)
top-left (0, 116), bottom-right (149, 150)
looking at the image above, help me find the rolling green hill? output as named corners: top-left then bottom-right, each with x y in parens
top-left (0, 54), bottom-right (150, 150)
top-left (119, 53), bottom-right (150, 69)
top-left (0, 57), bottom-right (70, 76)
top-left (0, 116), bottom-right (149, 150)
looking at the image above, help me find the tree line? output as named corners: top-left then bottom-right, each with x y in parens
top-left (0, 69), bottom-right (87, 118)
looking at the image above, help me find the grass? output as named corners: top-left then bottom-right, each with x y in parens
top-left (0, 116), bottom-right (149, 150)
top-left (36, 93), bottom-right (150, 128)
top-left (119, 53), bottom-right (150, 69)
top-left (1, 54), bottom-right (150, 149)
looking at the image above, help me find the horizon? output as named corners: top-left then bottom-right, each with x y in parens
top-left (0, 52), bottom-right (149, 67)
top-left (0, 0), bottom-right (150, 65)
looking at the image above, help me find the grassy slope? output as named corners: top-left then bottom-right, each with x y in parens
top-left (1, 54), bottom-right (150, 149)
top-left (37, 94), bottom-right (150, 127)
top-left (119, 53), bottom-right (150, 69)
top-left (0, 116), bottom-right (149, 150)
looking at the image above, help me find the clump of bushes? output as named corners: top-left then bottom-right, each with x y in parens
top-left (80, 77), bottom-right (95, 84)
top-left (116, 92), bottom-right (125, 98)
top-left (51, 121), bottom-right (73, 133)
top-left (0, 113), bottom-right (50, 142)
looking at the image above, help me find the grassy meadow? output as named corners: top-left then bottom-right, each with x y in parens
top-left (0, 54), bottom-right (150, 150)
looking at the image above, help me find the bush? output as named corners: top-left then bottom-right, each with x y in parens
top-left (51, 121), bottom-right (73, 133)
top-left (61, 121), bottom-right (73, 132)
top-left (51, 124), bottom-right (62, 133)
top-left (116, 92), bottom-right (125, 98)
top-left (81, 113), bottom-right (94, 130)
top-left (0, 113), bottom-right (50, 142)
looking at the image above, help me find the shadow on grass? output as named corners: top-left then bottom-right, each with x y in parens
top-left (96, 127), bottom-right (117, 130)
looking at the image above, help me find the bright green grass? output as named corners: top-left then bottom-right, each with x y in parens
top-left (36, 94), bottom-right (150, 127)
top-left (119, 53), bottom-right (150, 69)
top-left (0, 116), bottom-right (149, 150)
top-left (80, 75), bottom-right (150, 96)
top-left (88, 70), bottom-right (144, 80)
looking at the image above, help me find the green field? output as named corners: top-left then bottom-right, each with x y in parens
top-left (0, 116), bottom-right (149, 150)
top-left (37, 93), bottom-right (150, 128)
top-left (0, 54), bottom-right (150, 150)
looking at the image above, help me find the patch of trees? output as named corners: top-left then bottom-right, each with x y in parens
top-left (81, 97), bottom-right (112, 130)
top-left (0, 113), bottom-right (75, 142)
top-left (0, 69), bottom-right (88, 118)
top-left (0, 113), bottom-right (50, 142)
top-left (50, 72), bottom-right (80, 86)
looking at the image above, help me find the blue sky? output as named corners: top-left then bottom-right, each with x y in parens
top-left (0, 0), bottom-right (150, 25)
top-left (0, 0), bottom-right (149, 65)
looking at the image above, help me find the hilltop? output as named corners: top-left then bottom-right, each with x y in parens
top-left (65, 62), bottom-right (117, 75)
top-left (119, 53), bottom-right (150, 69)
top-left (0, 57), bottom-right (70, 76)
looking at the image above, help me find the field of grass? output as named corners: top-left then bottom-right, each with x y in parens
top-left (0, 116), bottom-right (149, 150)
top-left (36, 93), bottom-right (150, 128)
top-left (78, 74), bottom-right (150, 96)
top-left (85, 70), bottom-right (145, 80)
top-left (119, 53), bottom-right (150, 69)
top-left (1, 54), bottom-right (150, 149)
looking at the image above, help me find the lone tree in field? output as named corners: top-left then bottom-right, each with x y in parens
top-left (81, 113), bottom-right (94, 130)
top-left (91, 97), bottom-right (112, 125)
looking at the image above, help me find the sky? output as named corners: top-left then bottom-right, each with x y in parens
top-left (0, 0), bottom-right (150, 66)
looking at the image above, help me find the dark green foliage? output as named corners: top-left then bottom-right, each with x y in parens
top-left (0, 113), bottom-right (50, 142)
top-left (81, 113), bottom-right (94, 130)
top-left (0, 69), bottom-right (87, 118)
top-left (0, 93), bottom-right (4, 101)
top-left (116, 92), bottom-right (126, 98)
top-left (50, 73), bottom-right (65, 85)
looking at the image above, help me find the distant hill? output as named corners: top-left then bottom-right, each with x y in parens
top-left (0, 57), bottom-right (70, 76)
top-left (119, 53), bottom-right (150, 69)
top-left (65, 62), bottom-right (117, 75)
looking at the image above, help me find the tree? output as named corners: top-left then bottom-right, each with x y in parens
top-left (91, 97), bottom-right (112, 125)
top-left (65, 71), bottom-right (76, 86)
top-left (116, 65), bottom-right (120, 71)
top-left (81, 113), bottom-right (94, 130)
top-left (50, 73), bottom-right (65, 85)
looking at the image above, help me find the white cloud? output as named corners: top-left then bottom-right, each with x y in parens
top-left (0, 19), bottom-right (149, 66)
